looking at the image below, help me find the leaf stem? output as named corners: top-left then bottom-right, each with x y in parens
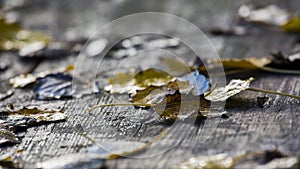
top-left (260, 66), bottom-right (300, 74)
top-left (89, 103), bottom-right (153, 112)
top-left (247, 87), bottom-right (300, 99)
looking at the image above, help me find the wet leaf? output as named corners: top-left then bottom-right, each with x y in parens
top-left (0, 106), bottom-right (66, 144)
top-left (33, 73), bottom-right (99, 100)
top-left (171, 154), bottom-right (234, 169)
top-left (0, 17), bottom-right (50, 51)
top-left (9, 65), bottom-right (74, 88)
top-left (104, 68), bottom-right (175, 94)
top-left (205, 77), bottom-right (254, 102)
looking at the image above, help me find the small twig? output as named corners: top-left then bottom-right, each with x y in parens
top-left (247, 87), bottom-right (300, 100)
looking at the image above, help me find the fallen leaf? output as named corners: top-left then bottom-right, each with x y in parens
top-left (220, 57), bottom-right (271, 69)
top-left (205, 77), bottom-right (254, 102)
top-left (104, 68), bottom-right (176, 95)
top-left (282, 17), bottom-right (300, 33)
top-left (0, 106), bottom-right (66, 144)
top-left (9, 65), bottom-right (74, 88)
top-left (33, 73), bottom-right (73, 100)
top-left (33, 73), bottom-right (99, 100)
top-left (0, 17), bottom-right (50, 51)
top-left (217, 55), bottom-right (300, 74)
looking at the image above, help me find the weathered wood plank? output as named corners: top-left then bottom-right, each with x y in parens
top-left (1, 0), bottom-right (300, 169)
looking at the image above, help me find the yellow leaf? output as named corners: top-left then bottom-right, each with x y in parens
top-left (282, 17), bottom-right (300, 33)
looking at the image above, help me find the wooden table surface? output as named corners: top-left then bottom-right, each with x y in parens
top-left (1, 0), bottom-right (300, 168)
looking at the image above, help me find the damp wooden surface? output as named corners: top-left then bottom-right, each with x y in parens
top-left (1, 0), bottom-right (300, 169)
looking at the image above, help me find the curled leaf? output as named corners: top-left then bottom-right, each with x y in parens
top-left (205, 77), bottom-right (254, 102)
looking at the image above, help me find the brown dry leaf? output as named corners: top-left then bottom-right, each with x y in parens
top-left (205, 77), bottom-right (254, 102)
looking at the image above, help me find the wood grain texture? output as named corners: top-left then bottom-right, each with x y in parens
top-left (1, 0), bottom-right (300, 169)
